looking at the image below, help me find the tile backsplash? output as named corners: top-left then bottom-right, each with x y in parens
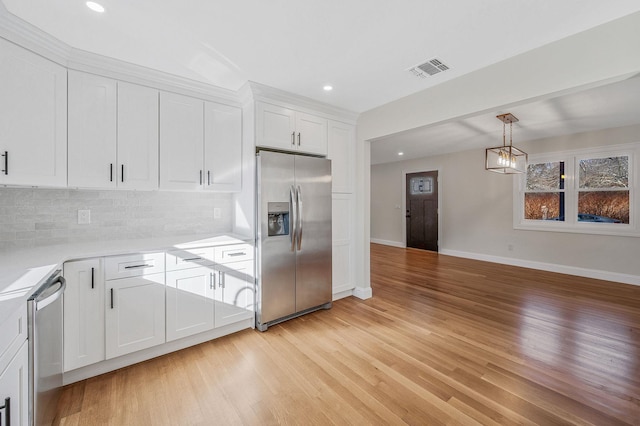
top-left (0, 188), bottom-right (233, 250)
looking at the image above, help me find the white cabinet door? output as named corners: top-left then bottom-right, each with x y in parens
top-left (295, 112), bottom-right (328, 156)
top-left (0, 37), bottom-right (67, 187)
top-left (0, 341), bottom-right (28, 426)
top-left (63, 259), bottom-right (105, 371)
top-left (214, 261), bottom-right (254, 328)
top-left (328, 120), bottom-right (355, 193)
top-left (255, 103), bottom-right (296, 151)
top-left (159, 92), bottom-right (204, 190)
top-left (332, 194), bottom-right (355, 295)
top-left (255, 102), bottom-right (327, 156)
top-left (68, 70), bottom-right (117, 188)
top-left (166, 267), bottom-right (215, 341)
top-left (105, 273), bottom-right (165, 359)
top-left (204, 102), bottom-right (242, 192)
top-left (118, 82), bottom-right (159, 190)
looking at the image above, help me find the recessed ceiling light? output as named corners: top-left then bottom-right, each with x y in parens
top-left (398, 152), bottom-right (404, 156)
top-left (323, 85), bottom-right (333, 91)
top-left (86, 1), bottom-right (105, 13)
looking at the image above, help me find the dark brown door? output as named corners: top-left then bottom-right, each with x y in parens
top-left (406, 171), bottom-right (438, 251)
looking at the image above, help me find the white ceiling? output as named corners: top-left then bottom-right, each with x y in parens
top-left (3, 1), bottom-right (640, 165)
top-left (370, 76), bottom-right (640, 165)
top-left (3, 0), bottom-right (640, 114)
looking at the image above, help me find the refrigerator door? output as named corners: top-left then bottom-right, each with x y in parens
top-left (294, 155), bottom-right (332, 311)
top-left (257, 151), bottom-right (297, 325)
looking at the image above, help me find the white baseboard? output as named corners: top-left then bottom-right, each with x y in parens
top-left (332, 289), bottom-right (354, 301)
top-left (440, 249), bottom-right (640, 287)
top-left (353, 286), bottom-right (373, 300)
top-left (63, 319), bottom-right (253, 385)
top-left (370, 238), bottom-right (405, 248)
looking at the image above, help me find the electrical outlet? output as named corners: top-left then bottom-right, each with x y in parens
top-left (213, 208), bottom-right (222, 219)
top-left (77, 209), bottom-right (91, 225)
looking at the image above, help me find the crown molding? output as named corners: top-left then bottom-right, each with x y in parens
top-left (0, 5), bottom-right (359, 118)
top-left (0, 4), bottom-right (241, 106)
top-left (247, 81), bottom-right (359, 124)
top-left (0, 4), bottom-right (71, 66)
top-left (66, 49), bottom-right (242, 106)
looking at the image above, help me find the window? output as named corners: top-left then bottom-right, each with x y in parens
top-left (524, 161), bottom-right (565, 221)
top-left (514, 143), bottom-right (638, 236)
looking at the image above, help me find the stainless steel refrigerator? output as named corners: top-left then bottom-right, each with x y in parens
top-left (256, 150), bottom-right (332, 331)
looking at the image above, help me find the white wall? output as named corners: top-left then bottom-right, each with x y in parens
top-left (355, 12), bottom-right (640, 292)
top-left (371, 124), bottom-right (640, 281)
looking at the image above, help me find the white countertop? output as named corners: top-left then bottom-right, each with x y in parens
top-left (0, 233), bottom-right (253, 325)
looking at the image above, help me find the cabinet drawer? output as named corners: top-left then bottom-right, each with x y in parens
top-left (165, 247), bottom-right (214, 271)
top-left (0, 304), bottom-right (27, 373)
top-left (214, 244), bottom-right (253, 263)
top-left (105, 252), bottom-right (165, 280)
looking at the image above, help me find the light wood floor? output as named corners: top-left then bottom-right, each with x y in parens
top-left (56, 244), bottom-right (640, 425)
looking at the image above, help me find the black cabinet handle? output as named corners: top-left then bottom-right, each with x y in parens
top-left (121, 164), bottom-right (124, 183)
top-left (1, 151), bottom-right (7, 175)
top-left (297, 132), bottom-right (301, 146)
top-left (110, 163), bottom-right (113, 182)
top-left (227, 252), bottom-right (246, 257)
top-left (124, 264), bottom-right (152, 269)
top-left (110, 288), bottom-right (114, 309)
top-left (207, 170), bottom-right (210, 186)
top-left (1, 396), bottom-right (11, 426)
top-left (291, 131), bottom-right (295, 146)
top-left (199, 170), bottom-right (203, 185)
top-left (91, 267), bottom-right (94, 289)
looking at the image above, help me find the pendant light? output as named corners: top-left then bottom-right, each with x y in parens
top-left (485, 113), bottom-right (527, 174)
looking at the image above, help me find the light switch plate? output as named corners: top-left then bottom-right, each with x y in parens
top-left (213, 208), bottom-right (221, 219)
top-left (78, 209), bottom-right (91, 224)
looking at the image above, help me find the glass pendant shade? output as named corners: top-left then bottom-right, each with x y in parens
top-left (485, 145), bottom-right (527, 173)
top-left (485, 113), bottom-right (527, 174)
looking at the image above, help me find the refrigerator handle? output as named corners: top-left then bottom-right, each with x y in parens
top-left (297, 185), bottom-right (303, 251)
top-left (290, 185), bottom-right (297, 252)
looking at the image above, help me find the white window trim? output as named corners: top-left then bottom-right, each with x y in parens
top-left (513, 142), bottom-right (638, 237)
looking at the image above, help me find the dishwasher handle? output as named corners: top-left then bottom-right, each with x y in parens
top-left (33, 273), bottom-right (66, 311)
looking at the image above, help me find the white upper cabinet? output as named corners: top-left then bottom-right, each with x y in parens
top-left (204, 102), bottom-right (242, 192)
top-left (117, 82), bottom-right (159, 190)
top-left (328, 120), bottom-right (356, 193)
top-left (68, 71), bottom-right (117, 188)
top-left (159, 92), bottom-right (205, 190)
top-left (255, 103), bottom-right (296, 151)
top-left (295, 112), bottom-right (328, 156)
top-left (256, 102), bottom-right (327, 156)
top-left (0, 37), bottom-right (67, 187)
top-left (68, 71), bottom-right (159, 190)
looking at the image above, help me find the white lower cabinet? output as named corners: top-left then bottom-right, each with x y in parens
top-left (60, 245), bottom-right (253, 381)
top-left (214, 260), bottom-right (254, 328)
top-left (105, 272), bottom-right (166, 359)
top-left (0, 341), bottom-right (28, 426)
top-left (63, 259), bottom-right (105, 371)
top-left (166, 267), bottom-right (215, 342)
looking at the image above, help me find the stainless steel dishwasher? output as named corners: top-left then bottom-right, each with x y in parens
top-left (27, 270), bottom-right (66, 426)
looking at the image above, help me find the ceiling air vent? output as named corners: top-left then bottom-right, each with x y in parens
top-left (408, 58), bottom-right (450, 78)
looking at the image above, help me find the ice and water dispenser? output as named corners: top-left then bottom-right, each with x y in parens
top-left (267, 202), bottom-right (290, 236)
